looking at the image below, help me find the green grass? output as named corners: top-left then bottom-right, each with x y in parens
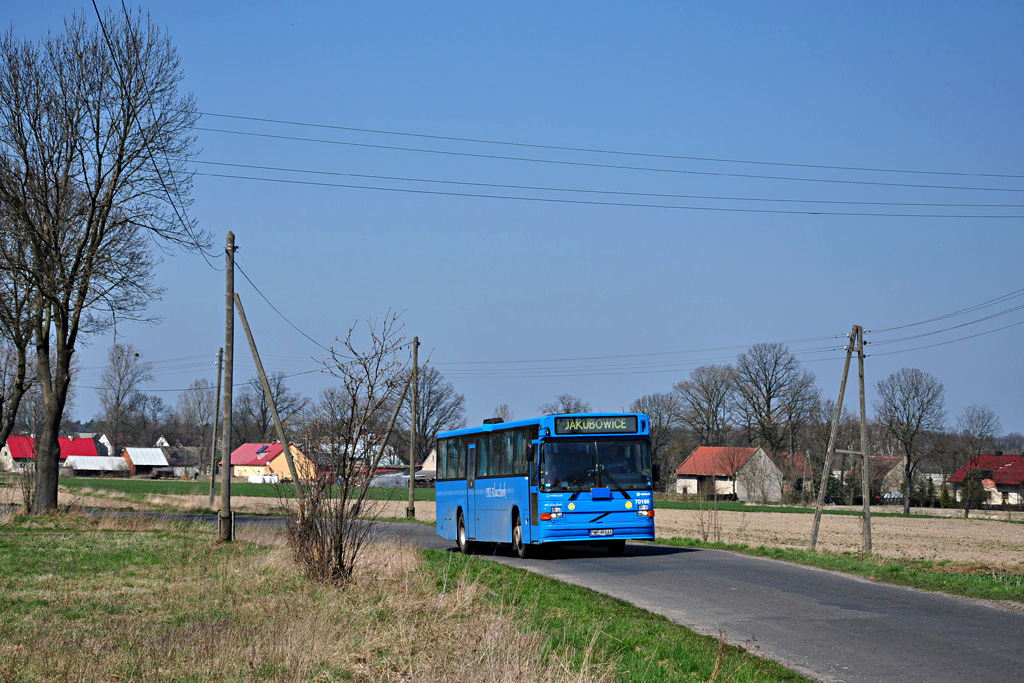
top-left (425, 549), bottom-right (808, 682)
top-left (655, 536), bottom-right (1024, 603)
top-left (58, 476), bottom-right (437, 501)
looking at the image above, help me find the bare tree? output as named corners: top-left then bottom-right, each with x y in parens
top-left (0, 212), bottom-right (35, 448)
top-left (288, 313), bottom-right (410, 585)
top-left (995, 432), bottom-right (1024, 454)
top-left (0, 10), bottom-right (203, 512)
top-left (538, 393), bottom-right (591, 415)
top-left (733, 343), bottom-right (804, 460)
top-left (175, 378), bottom-right (216, 447)
top-left (780, 369), bottom-right (819, 494)
top-left (674, 364), bottom-right (736, 446)
top-left (491, 403), bottom-right (514, 422)
top-left (957, 404), bottom-right (1001, 459)
top-left (630, 392), bottom-right (682, 490)
top-left (874, 368), bottom-right (946, 515)
top-left (808, 398), bottom-right (858, 502)
top-left (394, 365), bottom-right (465, 466)
top-left (235, 372), bottom-right (307, 444)
top-left (97, 343), bottom-right (153, 455)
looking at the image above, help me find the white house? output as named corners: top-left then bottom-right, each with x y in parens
top-left (676, 446), bottom-right (783, 503)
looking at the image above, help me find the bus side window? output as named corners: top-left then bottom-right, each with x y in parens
top-left (476, 436), bottom-right (489, 478)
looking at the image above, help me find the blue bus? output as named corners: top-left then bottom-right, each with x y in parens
top-left (435, 413), bottom-right (655, 557)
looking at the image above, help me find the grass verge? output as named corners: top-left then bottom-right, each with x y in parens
top-left (656, 536), bottom-right (1024, 603)
top-left (0, 510), bottom-right (806, 681)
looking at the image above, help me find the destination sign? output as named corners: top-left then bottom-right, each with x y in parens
top-left (554, 416), bottom-right (638, 435)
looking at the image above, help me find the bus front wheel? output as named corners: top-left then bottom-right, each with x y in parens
top-left (512, 512), bottom-right (529, 559)
top-left (457, 512), bottom-right (473, 554)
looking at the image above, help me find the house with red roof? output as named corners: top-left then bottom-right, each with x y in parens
top-left (0, 435), bottom-right (99, 472)
top-left (948, 453), bottom-right (1024, 506)
top-left (675, 446), bottom-right (783, 503)
top-left (230, 442), bottom-right (315, 481)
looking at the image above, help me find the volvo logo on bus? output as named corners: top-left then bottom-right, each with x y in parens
top-left (554, 415), bottom-right (638, 435)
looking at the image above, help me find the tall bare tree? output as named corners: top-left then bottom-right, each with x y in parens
top-left (0, 212), bottom-right (35, 448)
top-left (808, 398), bottom-right (858, 501)
top-left (674, 364), bottom-right (736, 446)
top-left (874, 368), bottom-right (946, 515)
top-left (234, 372), bottom-right (307, 444)
top-left (394, 365), bottom-right (465, 467)
top-left (98, 343), bottom-right (153, 456)
top-left (630, 391), bottom-right (682, 490)
top-left (957, 404), bottom-right (1001, 460)
top-left (175, 378), bottom-right (216, 447)
top-left (733, 343), bottom-right (803, 459)
top-left (0, 10), bottom-right (203, 512)
top-left (538, 393), bottom-right (591, 415)
top-left (491, 403), bottom-right (514, 422)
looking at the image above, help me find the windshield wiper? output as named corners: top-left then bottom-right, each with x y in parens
top-left (598, 466), bottom-right (631, 499)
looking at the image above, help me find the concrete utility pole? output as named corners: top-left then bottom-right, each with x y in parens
top-left (856, 325), bottom-right (873, 555)
top-left (808, 325), bottom-right (857, 551)
top-left (219, 232), bottom-right (236, 542)
top-left (207, 347), bottom-right (223, 508)
top-left (407, 337), bottom-right (419, 519)
top-left (234, 292), bottom-right (303, 504)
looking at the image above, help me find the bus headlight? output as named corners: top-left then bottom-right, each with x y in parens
top-left (550, 507), bottom-right (562, 519)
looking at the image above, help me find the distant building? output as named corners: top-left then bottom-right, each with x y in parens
top-left (948, 453), bottom-right (1024, 506)
top-left (162, 445), bottom-right (204, 479)
top-left (122, 447), bottom-right (169, 477)
top-left (62, 456), bottom-right (128, 477)
top-left (675, 446), bottom-right (782, 503)
top-left (1, 435), bottom-right (99, 472)
top-left (230, 443), bottom-right (315, 481)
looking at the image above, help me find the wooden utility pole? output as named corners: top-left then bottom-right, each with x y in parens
top-left (207, 347), bottom-right (223, 507)
top-left (234, 292), bottom-right (303, 504)
top-left (856, 325), bottom-right (873, 555)
top-left (407, 337), bottom-right (419, 519)
top-left (219, 232), bottom-right (235, 542)
top-left (808, 325), bottom-right (857, 551)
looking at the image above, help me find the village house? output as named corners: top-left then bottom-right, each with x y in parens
top-left (0, 435), bottom-right (100, 472)
top-left (62, 455), bottom-right (128, 477)
top-left (161, 445), bottom-right (204, 479)
top-left (231, 443), bottom-right (315, 481)
top-left (121, 447), bottom-right (170, 477)
top-left (948, 453), bottom-right (1024, 506)
top-left (676, 446), bottom-right (783, 503)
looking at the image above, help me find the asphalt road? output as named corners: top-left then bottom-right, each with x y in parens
top-left (361, 521), bottom-right (1024, 683)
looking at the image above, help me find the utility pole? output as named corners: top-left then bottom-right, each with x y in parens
top-left (856, 325), bottom-right (873, 555)
top-left (407, 337), bottom-right (419, 519)
top-left (207, 347), bottom-right (223, 508)
top-left (234, 292), bottom-right (303, 504)
top-left (219, 232), bottom-right (235, 542)
top-left (808, 325), bottom-right (857, 551)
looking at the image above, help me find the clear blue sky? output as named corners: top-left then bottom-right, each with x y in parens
top-left (10, 2), bottom-right (1024, 432)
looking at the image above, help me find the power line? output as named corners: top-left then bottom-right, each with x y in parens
top-left (194, 171), bottom-right (1024, 219)
top-left (870, 303), bottom-right (1024, 346)
top-left (195, 126), bottom-right (1024, 194)
top-left (195, 110), bottom-right (1024, 181)
top-left (870, 286), bottom-right (1024, 333)
top-left (234, 259), bottom-right (336, 354)
top-left (191, 159), bottom-right (1024, 210)
top-left (869, 319), bottom-right (1024, 357)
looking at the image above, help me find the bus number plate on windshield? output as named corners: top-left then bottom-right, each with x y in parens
top-left (589, 529), bottom-right (613, 537)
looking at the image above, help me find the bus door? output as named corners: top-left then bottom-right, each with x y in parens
top-left (466, 442), bottom-right (477, 539)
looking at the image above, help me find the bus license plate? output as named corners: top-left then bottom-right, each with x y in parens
top-left (589, 529), bottom-right (613, 537)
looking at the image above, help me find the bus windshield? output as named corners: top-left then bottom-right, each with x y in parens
top-left (540, 439), bottom-right (652, 493)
